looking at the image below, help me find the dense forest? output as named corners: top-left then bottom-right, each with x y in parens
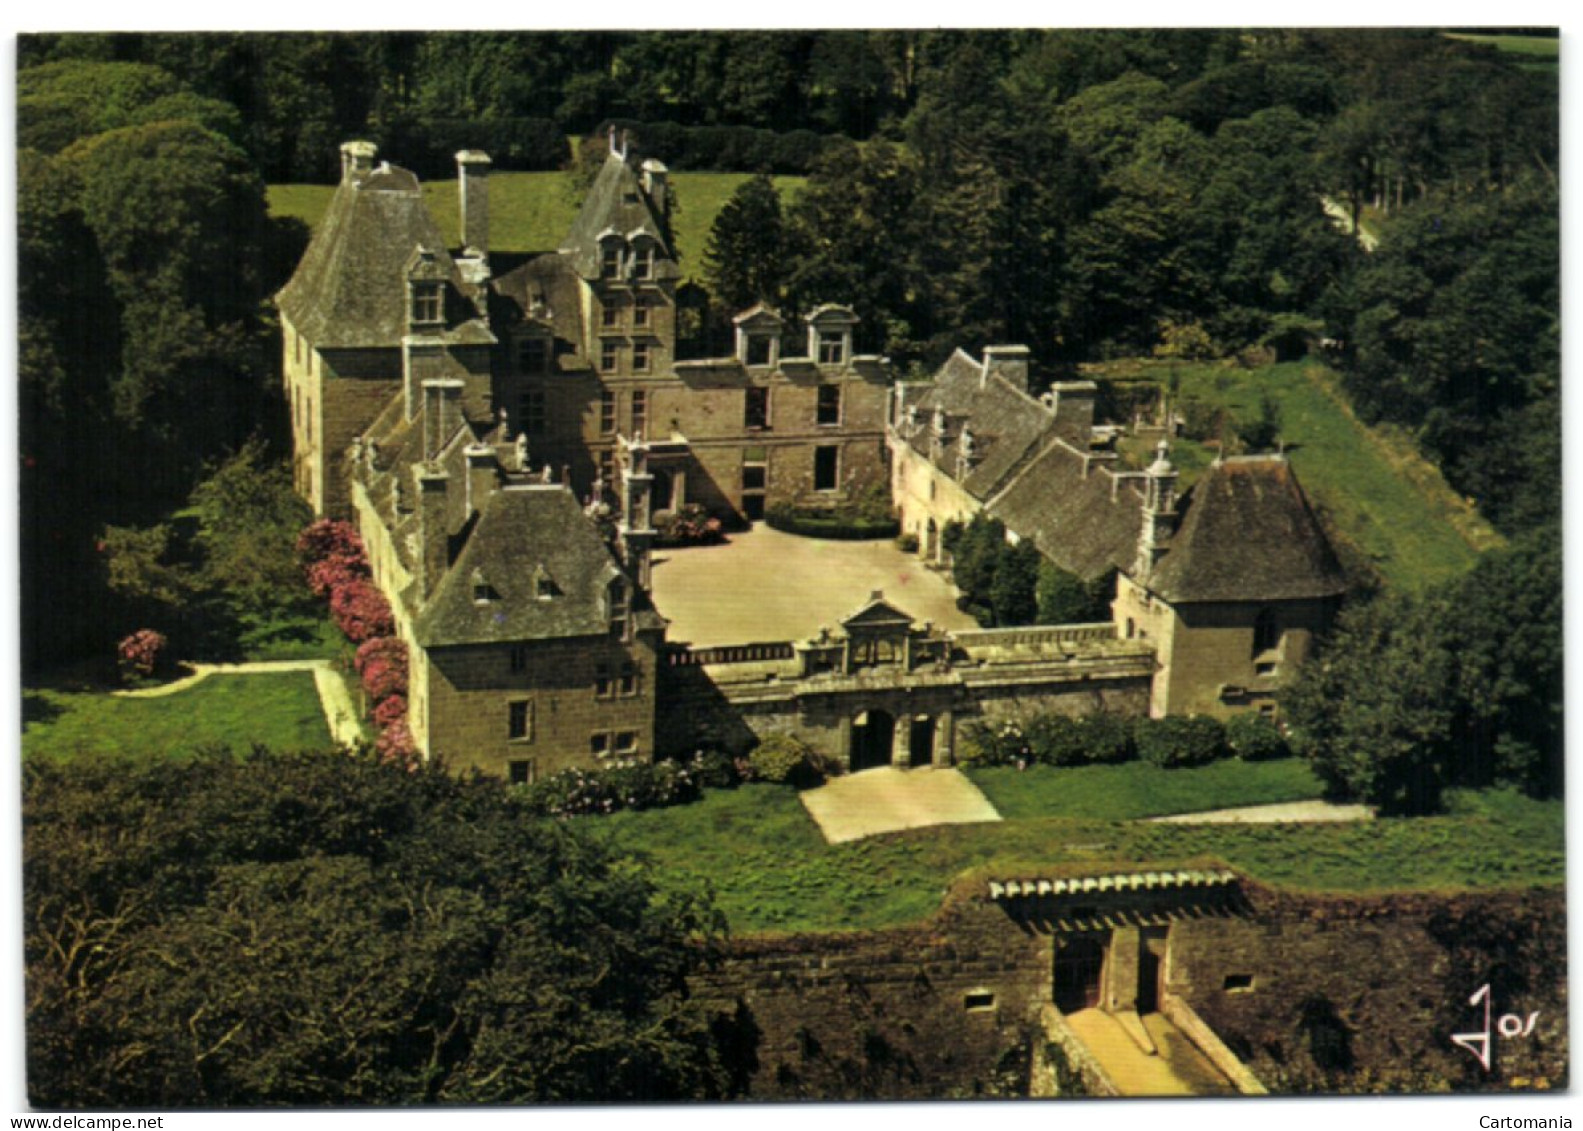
top-left (19, 28), bottom-right (1558, 670)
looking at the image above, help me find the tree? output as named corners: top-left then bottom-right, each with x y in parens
top-left (187, 439), bottom-right (314, 618)
top-left (989, 541), bottom-right (1041, 627)
top-left (703, 174), bottom-right (790, 313)
top-left (24, 749), bottom-right (741, 1106)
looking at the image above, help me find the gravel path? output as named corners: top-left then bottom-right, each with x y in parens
top-left (800, 766), bottom-right (1001, 844)
top-left (113, 659), bottom-right (365, 749)
top-left (1148, 799), bottom-right (1374, 824)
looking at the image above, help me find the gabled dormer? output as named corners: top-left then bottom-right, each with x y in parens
top-left (406, 246), bottom-right (449, 334)
top-left (733, 304), bottom-right (785, 367)
top-left (807, 304), bottom-right (859, 367)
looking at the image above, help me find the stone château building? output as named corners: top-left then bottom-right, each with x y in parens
top-left (278, 137), bottom-right (1345, 778)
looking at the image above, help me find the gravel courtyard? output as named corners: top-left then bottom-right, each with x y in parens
top-left (649, 525), bottom-right (979, 647)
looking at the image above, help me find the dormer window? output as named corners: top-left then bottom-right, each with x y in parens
top-left (632, 244), bottom-right (655, 281)
top-left (601, 243), bottom-right (623, 279)
top-left (518, 337), bottom-right (549, 374)
top-left (411, 283), bottom-right (442, 326)
top-left (472, 571), bottom-right (499, 604)
top-left (817, 331), bottom-right (846, 366)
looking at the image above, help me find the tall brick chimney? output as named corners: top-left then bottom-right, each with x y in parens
top-left (456, 150), bottom-right (491, 254)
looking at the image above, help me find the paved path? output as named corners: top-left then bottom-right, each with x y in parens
top-left (114, 660), bottom-right (364, 749)
top-left (1148, 799), bottom-right (1374, 825)
top-left (650, 524), bottom-right (978, 648)
top-left (1065, 1009), bottom-right (1235, 1096)
top-left (800, 766), bottom-right (1001, 844)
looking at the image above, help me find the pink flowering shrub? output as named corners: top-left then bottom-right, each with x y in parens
top-left (375, 720), bottom-right (418, 766)
top-left (331, 578), bottom-right (394, 643)
top-left (358, 638), bottom-right (409, 703)
top-left (371, 695), bottom-right (408, 730)
top-left (117, 629), bottom-right (168, 680)
top-left (298, 520), bottom-right (371, 598)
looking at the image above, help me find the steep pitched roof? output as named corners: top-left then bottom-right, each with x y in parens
top-left (491, 252), bottom-right (589, 355)
top-left (413, 485), bottom-right (622, 647)
top-left (276, 165), bottom-right (478, 349)
top-left (987, 441), bottom-right (1147, 580)
top-left (1147, 456), bottom-right (1347, 604)
top-left (559, 153), bottom-right (679, 281)
top-left (897, 349), bottom-right (1057, 500)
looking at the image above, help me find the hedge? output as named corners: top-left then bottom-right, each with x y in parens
top-left (765, 504), bottom-right (899, 541)
top-left (1225, 712), bottom-right (1290, 761)
top-left (598, 118), bottom-right (841, 174)
top-left (1135, 715), bottom-right (1228, 768)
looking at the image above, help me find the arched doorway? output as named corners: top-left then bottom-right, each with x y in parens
top-left (850, 709), bottom-right (895, 772)
top-left (1053, 936), bottom-right (1106, 1012)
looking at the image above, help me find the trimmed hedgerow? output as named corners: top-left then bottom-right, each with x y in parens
top-left (764, 503), bottom-right (899, 541)
top-left (1135, 715), bottom-right (1228, 768)
top-left (1226, 712), bottom-right (1291, 761)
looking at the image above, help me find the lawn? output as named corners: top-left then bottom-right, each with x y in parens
top-left (967, 758), bottom-right (1325, 821)
top-left (269, 171), bottom-right (806, 281)
top-left (601, 779), bottom-right (1563, 935)
top-left (1100, 359), bottom-right (1502, 590)
top-left (22, 673), bottom-right (333, 764)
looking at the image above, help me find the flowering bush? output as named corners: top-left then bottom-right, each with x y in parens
top-left (356, 637), bottom-right (408, 703)
top-left (653, 504), bottom-right (725, 548)
top-left (116, 629), bottom-right (169, 680)
top-left (374, 720), bottom-right (418, 766)
top-left (306, 556), bottom-right (370, 599)
top-left (331, 579), bottom-right (394, 643)
top-left (516, 760), bottom-right (701, 818)
top-left (371, 694), bottom-right (408, 731)
top-left (297, 519), bottom-right (366, 566)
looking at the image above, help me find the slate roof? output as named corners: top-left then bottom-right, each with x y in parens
top-left (987, 441), bottom-right (1147, 580)
top-left (1147, 456), bottom-right (1347, 604)
top-left (491, 252), bottom-right (589, 355)
top-left (898, 349), bottom-right (1057, 500)
top-left (413, 485), bottom-right (623, 647)
top-left (560, 152), bottom-right (679, 281)
top-left (276, 164), bottom-right (486, 350)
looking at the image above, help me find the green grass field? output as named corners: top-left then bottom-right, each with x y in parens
top-left (968, 758), bottom-right (1325, 821)
top-left (602, 780), bottom-right (1563, 934)
top-left (269, 172), bottom-right (806, 280)
top-left (22, 673), bottom-right (332, 763)
top-left (1101, 359), bottom-right (1502, 590)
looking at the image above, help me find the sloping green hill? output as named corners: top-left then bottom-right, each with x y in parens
top-left (269, 171), bottom-right (806, 281)
top-left (1100, 359), bottom-right (1502, 592)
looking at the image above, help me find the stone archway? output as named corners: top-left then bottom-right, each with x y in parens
top-left (850, 709), bottom-right (896, 772)
top-left (1054, 935), bottom-right (1106, 1012)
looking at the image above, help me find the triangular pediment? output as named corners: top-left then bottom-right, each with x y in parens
top-left (840, 592), bottom-right (915, 630)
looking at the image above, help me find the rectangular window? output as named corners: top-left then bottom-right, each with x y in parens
top-left (632, 341), bottom-right (651, 373)
top-left (508, 700), bottom-right (533, 742)
top-left (519, 389), bottom-right (547, 436)
top-left (509, 645), bottom-right (528, 673)
top-left (631, 389), bottom-right (647, 435)
top-left (609, 580), bottom-right (629, 637)
top-left (742, 464), bottom-right (767, 491)
top-left (633, 301), bottom-right (650, 328)
top-left (633, 245), bottom-right (655, 280)
top-left (600, 341), bottom-right (620, 374)
top-left (614, 731), bottom-right (638, 756)
top-left (814, 445), bottom-right (839, 491)
top-left (590, 733), bottom-right (611, 759)
top-left (600, 390), bottom-right (617, 434)
top-left (595, 663), bottom-right (612, 699)
top-left (745, 336), bottom-right (772, 366)
top-left (818, 332), bottom-right (845, 365)
top-left (745, 386), bottom-right (769, 430)
top-left (411, 285), bottom-right (442, 324)
top-left (508, 759), bottom-right (536, 785)
top-left (619, 661), bottom-right (638, 697)
top-left (602, 303), bottom-right (621, 329)
top-left (601, 245), bottom-right (622, 278)
top-left (598, 447), bottom-right (615, 486)
top-left (818, 383), bottom-right (842, 425)
top-left (518, 337), bottom-right (549, 374)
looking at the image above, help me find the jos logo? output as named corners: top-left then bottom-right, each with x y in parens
top-left (1451, 984), bottom-right (1541, 1072)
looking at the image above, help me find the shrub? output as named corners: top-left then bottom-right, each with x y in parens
top-left (653, 504), bottom-right (725, 548)
top-left (297, 519), bottom-right (365, 566)
top-left (371, 694), bottom-right (408, 730)
top-left (764, 503), bottom-right (899, 541)
top-left (896, 532), bottom-right (920, 553)
top-left (1226, 712), bottom-right (1290, 761)
top-left (374, 721), bottom-right (418, 766)
top-left (956, 719), bottom-right (1030, 767)
top-left (517, 760), bottom-right (701, 818)
top-left (1026, 714), bottom-right (1086, 767)
top-left (687, 748), bottom-right (742, 789)
top-left (116, 629), bottom-right (169, 680)
top-left (1082, 713), bottom-right (1137, 764)
top-left (746, 734), bottom-right (822, 786)
top-left (331, 579), bottom-right (395, 644)
top-left (1135, 715), bottom-right (1228, 768)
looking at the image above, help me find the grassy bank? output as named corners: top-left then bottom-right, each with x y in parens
top-left (22, 672), bottom-right (332, 764)
top-left (967, 758), bottom-right (1325, 821)
top-left (269, 171), bottom-right (806, 279)
top-left (601, 779), bottom-right (1562, 934)
top-left (1099, 359), bottom-right (1501, 590)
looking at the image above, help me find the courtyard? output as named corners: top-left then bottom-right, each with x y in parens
top-left (648, 524), bottom-right (980, 648)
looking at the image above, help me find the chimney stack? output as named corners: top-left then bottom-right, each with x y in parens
top-left (641, 158), bottom-right (669, 221)
top-left (340, 140), bottom-right (378, 183)
top-left (981, 344), bottom-right (1031, 393)
top-left (421, 378), bottom-right (466, 460)
top-left (456, 150), bottom-right (491, 254)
